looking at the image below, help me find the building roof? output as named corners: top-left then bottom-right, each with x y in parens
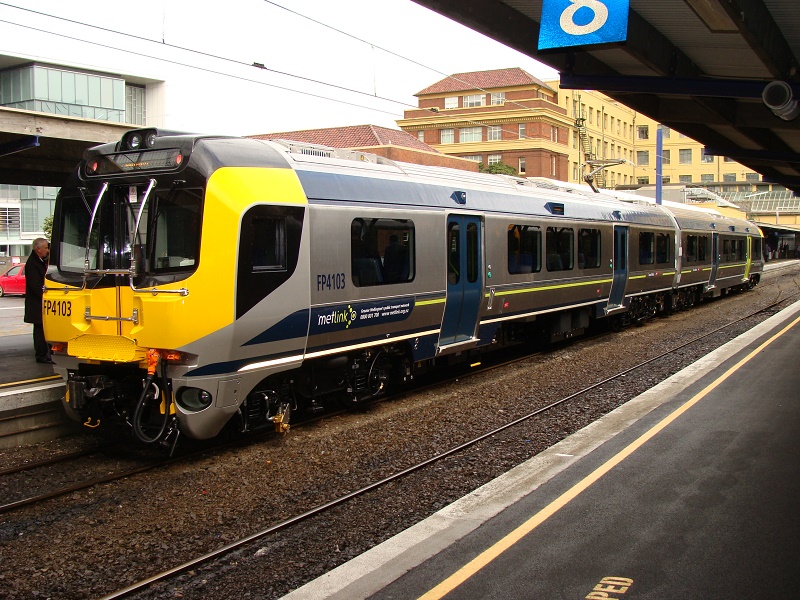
top-left (415, 67), bottom-right (553, 96)
top-left (249, 124), bottom-right (437, 153)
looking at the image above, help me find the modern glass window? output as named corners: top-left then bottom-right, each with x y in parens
top-left (679, 149), bottom-right (693, 164)
top-left (639, 232), bottom-right (655, 265)
top-left (351, 218), bottom-right (415, 287)
top-left (487, 125), bottom-right (502, 141)
top-left (444, 96), bottom-right (458, 109)
top-left (490, 92), bottom-right (505, 105)
top-left (637, 150), bottom-right (650, 166)
top-left (487, 154), bottom-right (502, 165)
top-left (546, 227), bottom-right (573, 271)
top-left (440, 128), bottom-right (454, 144)
top-left (655, 233), bottom-right (671, 264)
top-left (463, 94), bottom-right (484, 108)
top-left (578, 228), bottom-right (601, 269)
top-left (507, 224), bottom-right (541, 274)
top-left (459, 127), bottom-right (482, 142)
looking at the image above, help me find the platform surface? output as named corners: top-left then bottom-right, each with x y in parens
top-left (284, 298), bottom-right (800, 600)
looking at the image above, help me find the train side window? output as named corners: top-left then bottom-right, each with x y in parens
top-left (578, 228), bottom-right (601, 269)
top-left (351, 218), bottom-right (415, 287)
top-left (639, 231), bottom-right (654, 265)
top-left (655, 233), bottom-right (670, 264)
top-left (722, 239), bottom-right (732, 262)
top-left (251, 217), bottom-right (287, 272)
top-left (698, 236), bottom-right (709, 261)
top-left (685, 235), bottom-right (697, 263)
top-left (546, 226), bottom-right (573, 271)
top-left (507, 225), bottom-right (541, 274)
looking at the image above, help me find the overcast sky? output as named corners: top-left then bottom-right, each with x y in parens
top-left (0, 0), bottom-right (558, 136)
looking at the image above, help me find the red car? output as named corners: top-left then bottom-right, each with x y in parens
top-left (0, 264), bottom-right (26, 296)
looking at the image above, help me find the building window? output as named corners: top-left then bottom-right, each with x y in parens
top-left (551, 126), bottom-right (559, 143)
top-left (745, 172), bottom-right (760, 182)
top-left (637, 150), bottom-right (650, 166)
top-left (724, 156), bottom-right (735, 162)
top-left (723, 173), bottom-right (736, 182)
top-left (488, 154), bottom-right (502, 165)
top-left (518, 123), bottom-right (526, 139)
top-left (444, 97), bottom-right (458, 109)
top-left (125, 85), bottom-right (146, 125)
top-left (701, 174), bottom-right (714, 183)
top-left (459, 127), bottom-right (482, 142)
top-left (519, 157), bottom-right (526, 174)
top-left (417, 131), bottom-right (425, 142)
top-left (487, 125), bottom-right (502, 141)
top-left (679, 149), bottom-right (692, 164)
top-left (661, 149), bottom-right (670, 165)
top-left (463, 94), bottom-right (484, 108)
top-left (490, 92), bottom-right (505, 105)
top-left (462, 155), bottom-right (482, 162)
top-left (679, 175), bottom-right (692, 183)
top-left (637, 176), bottom-right (650, 185)
top-left (637, 125), bottom-right (649, 140)
top-left (701, 148), bottom-right (714, 163)
top-left (551, 155), bottom-right (557, 177)
top-left (440, 128), bottom-right (454, 144)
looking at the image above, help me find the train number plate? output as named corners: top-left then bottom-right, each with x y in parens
top-left (43, 299), bottom-right (72, 317)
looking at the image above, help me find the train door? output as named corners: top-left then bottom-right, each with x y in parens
top-left (744, 236), bottom-right (752, 281)
top-left (607, 225), bottom-right (628, 311)
top-left (709, 232), bottom-right (720, 288)
top-left (439, 214), bottom-right (483, 349)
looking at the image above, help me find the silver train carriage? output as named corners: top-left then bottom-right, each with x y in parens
top-left (43, 129), bottom-right (763, 447)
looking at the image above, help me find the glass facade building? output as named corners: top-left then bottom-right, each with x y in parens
top-left (0, 62), bottom-right (147, 258)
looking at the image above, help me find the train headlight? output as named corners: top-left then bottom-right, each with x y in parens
top-left (176, 387), bottom-right (213, 412)
top-left (127, 133), bottom-right (143, 150)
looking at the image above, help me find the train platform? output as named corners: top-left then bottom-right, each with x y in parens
top-left (283, 297), bottom-right (800, 599)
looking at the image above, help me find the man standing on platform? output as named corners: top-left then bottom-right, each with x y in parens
top-left (24, 237), bottom-right (52, 363)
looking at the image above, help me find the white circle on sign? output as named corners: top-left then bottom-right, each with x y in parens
top-left (559, 0), bottom-right (609, 36)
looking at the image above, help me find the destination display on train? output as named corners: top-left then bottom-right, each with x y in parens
top-left (87, 149), bottom-right (183, 175)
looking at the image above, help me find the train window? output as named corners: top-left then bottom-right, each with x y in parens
top-left (149, 188), bottom-right (203, 273)
top-left (251, 217), bottom-right (287, 272)
top-left (447, 222), bottom-right (460, 285)
top-left (639, 232), bottom-right (654, 265)
top-left (545, 226), bottom-right (573, 271)
top-left (655, 233), bottom-right (670, 264)
top-left (685, 235), bottom-right (697, 263)
top-left (578, 228), bottom-right (601, 269)
top-left (507, 225), bottom-right (541, 274)
top-left (351, 218), bottom-right (415, 287)
top-left (466, 223), bottom-right (479, 283)
top-left (698, 236), bottom-right (709, 261)
top-left (722, 239), bottom-right (732, 262)
top-left (752, 237), bottom-right (762, 260)
top-left (237, 204), bottom-right (304, 318)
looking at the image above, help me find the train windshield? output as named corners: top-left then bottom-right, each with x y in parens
top-left (56, 183), bottom-right (203, 280)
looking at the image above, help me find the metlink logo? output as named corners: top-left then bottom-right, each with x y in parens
top-left (317, 304), bottom-right (357, 329)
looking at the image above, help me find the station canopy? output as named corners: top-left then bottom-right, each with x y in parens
top-left (412, 0), bottom-right (800, 193)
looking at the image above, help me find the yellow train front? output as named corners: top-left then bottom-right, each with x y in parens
top-left (45, 129), bottom-right (310, 448)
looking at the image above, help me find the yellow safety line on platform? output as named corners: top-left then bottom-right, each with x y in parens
top-left (418, 313), bottom-right (800, 600)
top-left (0, 375), bottom-right (62, 389)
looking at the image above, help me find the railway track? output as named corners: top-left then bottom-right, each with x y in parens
top-left (97, 292), bottom-right (798, 600)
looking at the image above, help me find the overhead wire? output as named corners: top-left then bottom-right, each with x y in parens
top-left (0, 1), bottom-right (545, 140)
